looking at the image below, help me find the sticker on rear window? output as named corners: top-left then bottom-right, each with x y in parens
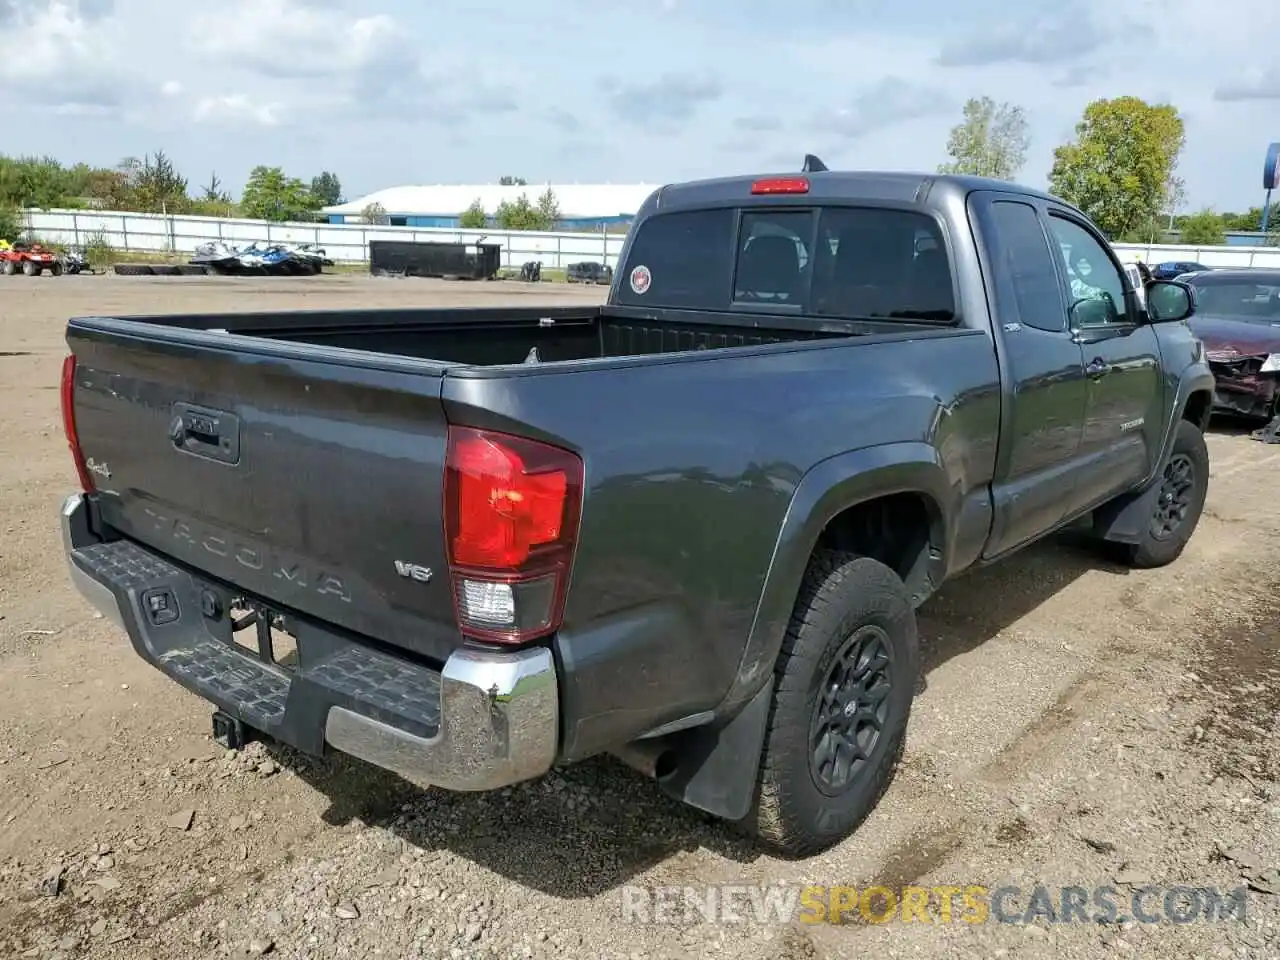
top-left (629, 264), bottom-right (651, 295)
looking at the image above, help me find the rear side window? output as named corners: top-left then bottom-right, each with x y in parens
top-left (986, 201), bottom-right (1067, 332)
top-left (613, 208), bottom-right (734, 308)
top-left (617, 203), bottom-right (955, 322)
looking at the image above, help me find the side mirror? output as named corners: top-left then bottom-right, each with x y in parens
top-left (1146, 280), bottom-right (1196, 323)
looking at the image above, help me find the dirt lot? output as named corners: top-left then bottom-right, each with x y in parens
top-left (1, 275), bottom-right (1278, 960)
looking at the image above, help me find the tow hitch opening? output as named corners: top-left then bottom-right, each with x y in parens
top-left (211, 710), bottom-right (258, 751)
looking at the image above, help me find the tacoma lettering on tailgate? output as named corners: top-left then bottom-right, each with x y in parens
top-left (141, 507), bottom-right (351, 602)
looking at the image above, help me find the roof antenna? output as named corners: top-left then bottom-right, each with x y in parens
top-left (802, 154), bottom-right (828, 173)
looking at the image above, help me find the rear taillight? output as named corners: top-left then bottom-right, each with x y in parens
top-left (443, 426), bottom-right (583, 645)
top-left (60, 354), bottom-right (95, 493)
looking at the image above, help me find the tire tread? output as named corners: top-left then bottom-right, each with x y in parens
top-left (750, 551), bottom-right (917, 856)
top-left (1124, 420), bottom-right (1209, 569)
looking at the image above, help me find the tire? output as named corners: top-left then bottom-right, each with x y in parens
top-left (49, 262), bottom-right (63, 277)
top-left (1117, 419), bottom-right (1209, 569)
top-left (747, 552), bottom-right (918, 856)
top-left (22, 260), bottom-right (38, 276)
top-left (1, 260), bottom-right (15, 276)
top-left (112, 264), bottom-right (151, 276)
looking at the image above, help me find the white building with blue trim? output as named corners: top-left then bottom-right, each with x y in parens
top-left (321, 183), bottom-right (658, 230)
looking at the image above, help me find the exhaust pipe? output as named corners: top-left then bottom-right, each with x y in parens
top-left (612, 739), bottom-right (679, 781)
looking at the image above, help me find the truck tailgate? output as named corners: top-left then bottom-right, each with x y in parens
top-left (67, 320), bottom-right (462, 663)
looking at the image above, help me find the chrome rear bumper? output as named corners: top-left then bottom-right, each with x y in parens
top-left (61, 492), bottom-right (559, 792)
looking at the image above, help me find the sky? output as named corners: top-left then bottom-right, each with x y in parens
top-left (2, 0), bottom-right (1279, 213)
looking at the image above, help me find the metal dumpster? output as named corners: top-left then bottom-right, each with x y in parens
top-left (369, 240), bottom-right (501, 279)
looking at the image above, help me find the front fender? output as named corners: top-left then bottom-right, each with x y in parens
top-left (715, 442), bottom-right (953, 715)
top-left (1151, 364), bottom-right (1215, 486)
top-left (1093, 364), bottom-right (1214, 544)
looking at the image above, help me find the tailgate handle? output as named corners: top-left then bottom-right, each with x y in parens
top-left (169, 403), bottom-right (241, 465)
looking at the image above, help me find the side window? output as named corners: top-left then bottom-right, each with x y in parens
top-left (733, 210), bottom-right (811, 306)
top-left (810, 208), bottom-right (955, 322)
top-left (613, 208), bottom-right (735, 308)
top-left (1046, 215), bottom-right (1130, 326)
top-left (988, 201), bottom-right (1068, 333)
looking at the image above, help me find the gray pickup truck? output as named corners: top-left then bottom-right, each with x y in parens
top-left (59, 161), bottom-right (1213, 855)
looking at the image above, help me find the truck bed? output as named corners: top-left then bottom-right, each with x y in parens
top-left (63, 300), bottom-right (972, 701)
top-left (102, 305), bottom-right (883, 367)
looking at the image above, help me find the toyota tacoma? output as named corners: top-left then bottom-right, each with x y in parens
top-left (59, 161), bottom-right (1213, 855)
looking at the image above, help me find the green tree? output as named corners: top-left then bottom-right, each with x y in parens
top-left (1222, 204), bottom-right (1279, 233)
top-left (458, 198), bottom-right (487, 229)
top-left (0, 155), bottom-right (81, 208)
top-left (535, 188), bottom-right (560, 229)
top-left (498, 175), bottom-right (527, 186)
top-left (1048, 96), bottom-right (1185, 240)
top-left (1178, 209), bottom-right (1225, 246)
top-left (189, 171), bottom-right (237, 217)
top-left (1162, 175), bottom-right (1185, 226)
top-left (0, 203), bottom-right (22, 242)
top-left (240, 166), bottom-right (318, 221)
top-left (936, 96), bottom-right (1030, 180)
top-left (495, 194), bottom-right (536, 230)
top-left (496, 190), bottom-right (558, 231)
top-left (121, 151), bottom-right (190, 213)
top-left (200, 172), bottom-right (231, 203)
top-left (310, 171), bottom-right (343, 206)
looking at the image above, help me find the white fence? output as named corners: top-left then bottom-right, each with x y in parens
top-left (1112, 242), bottom-right (1280, 269)
top-left (21, 208), bottom-right (625, 269)
top-left (19, 207), bottom-right (1280, 271)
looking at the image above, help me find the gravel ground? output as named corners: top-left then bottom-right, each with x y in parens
top-left (1, 274), bottom-right (1278, 960)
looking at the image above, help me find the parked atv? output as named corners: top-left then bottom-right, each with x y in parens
top-left (0, 241), bottom-right (61, 276)
top-left (60, 248), bottom-right (95, 275)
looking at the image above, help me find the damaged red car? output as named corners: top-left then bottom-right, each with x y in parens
top-left (1182, 268), bottom-right (1280, 421)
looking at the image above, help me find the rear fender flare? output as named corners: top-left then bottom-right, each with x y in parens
top-left (716, 442), bottom-right (952, 716)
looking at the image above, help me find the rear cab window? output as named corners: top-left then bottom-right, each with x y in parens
top-left (615, 203), bottom-right (956, 324)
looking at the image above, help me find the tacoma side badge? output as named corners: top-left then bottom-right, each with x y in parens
top-left (394, 561), bottom-right (434, 583)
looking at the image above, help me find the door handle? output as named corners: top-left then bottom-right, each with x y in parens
top-left (1086, 357), bottom-right (1111, 379)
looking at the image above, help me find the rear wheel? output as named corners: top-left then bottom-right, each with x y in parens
top-left (49, 262), bottom-right (63, 277)
top-left (0, 260), bottom-right (14, 276)
top-left (748, 552), bottom-right (918, 856)
top-left (21, 260), bottom-right (38, 276)
top-left (1117, 419), bottom-right (1209, 568)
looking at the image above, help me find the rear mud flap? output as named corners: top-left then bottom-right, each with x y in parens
top-left (1251, 414), bottom-right (1280, 444)
top-left (657, 676), bottom-right (775, 822)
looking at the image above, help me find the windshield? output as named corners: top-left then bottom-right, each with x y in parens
top-left (1188, 279), bottom-right (1280, 323)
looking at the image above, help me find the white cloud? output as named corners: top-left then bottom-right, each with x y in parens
top-left (1214, 68), bottom-right (1280, 103)
top-left (190, 1), bottom-right (414, 81)
top-left (192, 95), bottom-right (283, 127)
top-left (815, 78), bottom-right (952, 140)
top-left (0, 0), bottom-right (1278, 211)
top-left (0, 1), bottom-right (132, 108)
